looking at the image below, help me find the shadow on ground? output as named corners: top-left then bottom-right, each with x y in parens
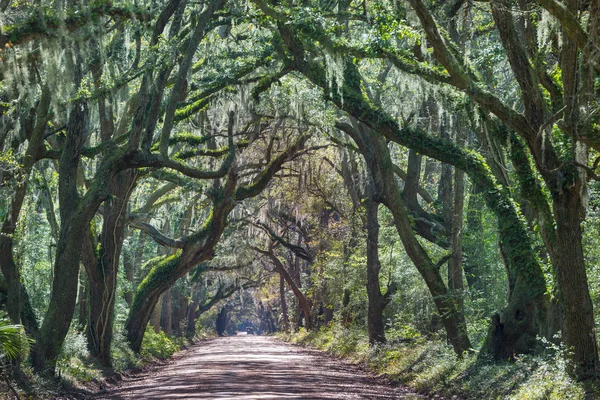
top-left (95, 336), bottom-right (422, 399)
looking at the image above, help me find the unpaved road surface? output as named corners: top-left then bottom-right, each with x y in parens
top-left (95, 335), bottom-right (422, 399)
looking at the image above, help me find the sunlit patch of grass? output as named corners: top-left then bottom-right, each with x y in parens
top-left (281, 323), bottom-right (586, 399)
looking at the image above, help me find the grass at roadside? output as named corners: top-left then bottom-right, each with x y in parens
top-left (279, 323), bottom-right (585, 400)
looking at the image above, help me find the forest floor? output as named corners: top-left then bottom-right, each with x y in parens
top-left (92, 335), bottom-right (423, 399)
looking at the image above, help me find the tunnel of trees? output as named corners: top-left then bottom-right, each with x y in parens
top-left (1, 0), bottom-right (600, 395)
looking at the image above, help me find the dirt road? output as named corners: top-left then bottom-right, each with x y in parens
top-left (95, 335), bottom-right (422, 399)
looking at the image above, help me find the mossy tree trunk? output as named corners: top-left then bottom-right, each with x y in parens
top-left (32, 94), bottom-right (108, 372)
top-left (85, 170), bottom-right (137, 367)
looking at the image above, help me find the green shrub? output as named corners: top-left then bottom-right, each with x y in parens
top-left (141, 328), bottom-right (180, 359)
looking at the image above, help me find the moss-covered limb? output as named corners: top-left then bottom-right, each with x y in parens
top-left (0, 2), bottom-right (152, 49)
top-left (82, 134), bottom-right (129, 158)
top-left (267, 0), bottom-right (533, 140)
top-left (131, 110), bottom-right (236, 178)
top-left (146, 170), bottom-right (200, 189)
top-left (174, 141), bottom-right (249, 160)
top-left (308, 26), bottom-right (454, 87)
top-left (394, 0), bottom-right (533, 140)
top-left (126, 168), bottom-right (237, 351)
top-left (253, 0), bottom-right (288, 21)
top-left (195, 281), bottom-right (256, 317)
top-left (337, 122), bottom-right (448, 248)
top-left (258, 0), bottom-right (453, 87)
top-left (41, 133), bottom-right (130, 161)
top-left (125, 253), bottom-right (182, 352)
top-left (132, 183), bottom-right (177, 215)
top-left (133, 254), bottom-right (184, 302)
top-left (251, 64), bottom-right (293, 101)
top-left (123, 148), bottom-right (235, 181)
top-left (234, 133), bottom-right (309, 200)
top-left (126, 211), bottom-right (230, 351)
top-left (340, 62), bottom-right (545, 297)
top-left (166, 133), bottom-right (214, 147)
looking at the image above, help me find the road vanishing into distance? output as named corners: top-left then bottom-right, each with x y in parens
top-left (95, 335), bottom-right (423, 399)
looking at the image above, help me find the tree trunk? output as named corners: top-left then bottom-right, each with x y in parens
top-left (171, 288), bottom-right (187, 336)
top-left (123, 230), bottom-right (135, 306)
top-left (151, 295), bottom-right (164, 333)
top-left (32, 95), bottom-right (93, 373)
top-left (86, 170), bottom-right (136, 366)
top-left (279, 275), bottom-right (290, 332)
top-left (365, 194), bottom-right (388, 344)
top-left (161, 289), bottom-right (173, 336)
top-left (553, 188), bottom-right (598, 379)
top-left (126, 198), bottom-right (234, 352)
top-left (216, 306), bottom-right (229, 336)
top-left (0, 87), bottom-right (51, 325)
top-left (0, 237), bottom-right (21, 324)
top-left (463, 186), bottom-right (485, 293)
top-left (275, 259), bottom-right (312, 331)
top-left (186, 284), bottom-right (203, 338)
top-left (125, 131), bottom-right (306, 352)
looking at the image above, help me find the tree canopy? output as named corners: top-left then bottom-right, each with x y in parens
top-left (1, 0), bottom-right (600, 395)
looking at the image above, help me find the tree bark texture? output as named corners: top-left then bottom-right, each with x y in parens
top-left (365, 195), bottom-right (388, 344)
top-left (85, 170), bottom-right (136, 366)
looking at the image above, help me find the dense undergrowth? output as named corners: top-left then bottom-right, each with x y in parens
top-left (279, 323), bottom-right (585, 400)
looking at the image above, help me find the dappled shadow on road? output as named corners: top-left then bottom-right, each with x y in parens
top-left (96, 336), bottom-right (421, 399)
